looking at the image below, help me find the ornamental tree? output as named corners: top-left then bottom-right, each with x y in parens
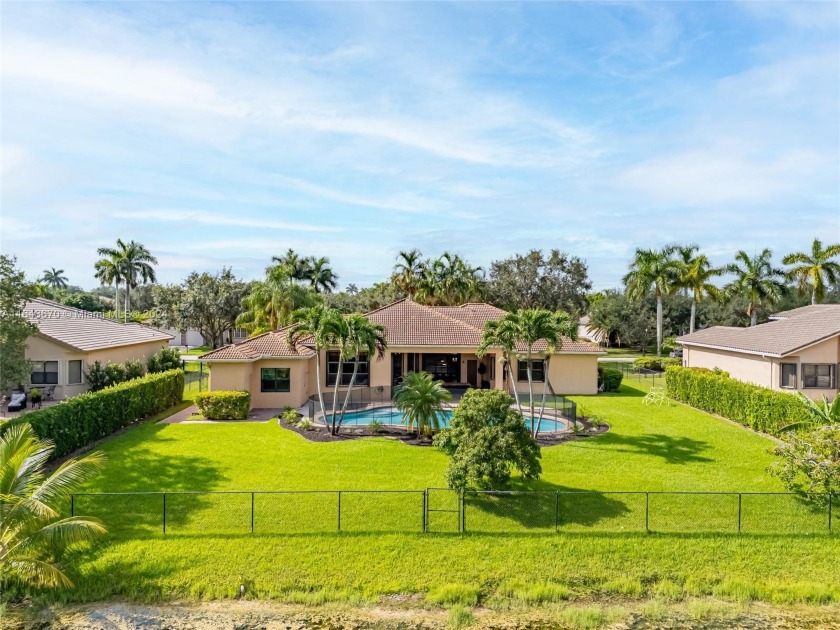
top-left (434, 389), bottom-right (541, 490)
top-left (768, 424), bottom-right (840, 501)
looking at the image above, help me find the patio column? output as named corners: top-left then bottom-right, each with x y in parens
top-left (494, 353), bottom-right (506, 390)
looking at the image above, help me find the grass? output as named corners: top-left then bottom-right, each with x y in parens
top-left (35, 378), bottom-right (840, 609)
top-left (180, 345), bottom-right (212, 356)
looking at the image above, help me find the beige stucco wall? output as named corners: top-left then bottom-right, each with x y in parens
top-left (539, 353), bottom-right (599, 395)
top-left (208, 358), bottom-right (314, 409)
top-left (23, 335), bottom-right (167, 400)
top-left (684, 338), bottom-right (840, 400)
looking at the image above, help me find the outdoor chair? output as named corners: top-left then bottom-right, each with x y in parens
top-left (8, 391), bottom-right (27, 412)
top-left (44, 385), bottom-right (56, 400)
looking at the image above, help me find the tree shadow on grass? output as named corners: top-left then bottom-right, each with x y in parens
top-left (73, 426), bottom-right (230, 537)
top-left (582, 432), bottom-right (714, 464)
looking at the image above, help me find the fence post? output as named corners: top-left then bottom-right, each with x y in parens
top-left (737, 493), bottom-right (742, 534)
top-left (422, 490), bottom-right (427, 533)
top-left (163, 492), bottom-right (167, 535)
top-left (645, 492), bottom-right (649, 533)
top-left (251, 492), bottom-right (255, 534)
top-left (70, 494), bottom-right (74, 517)
top-left (829, 492), bottom-right (833, 533)
top-left (337, 491), bottom-right (342, 532)
top-left (461, 491), bottom-right (466, 533)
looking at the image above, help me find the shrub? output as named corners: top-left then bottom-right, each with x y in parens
top-left (281, 408), bottom-right (299, 423)
top-left (666, 366), bottom-right (810, 435)
top-left (633, 356), bottom-right (680, 372)
top-left (147, 347), bottom-right (182, 373)
top-left (767, 424), bottom-right (840, 499)
top-left (1, 370), bottom-right (184, 459)
top-left (124, 359), bottom-right (145, 380)
top-left (368, 418), bottom-right (384, 433)
top-left (194, 390), bottom-right (250, 420)
top-left (598, 367), bottom-right (623, 392)
top-left (296, 418), bottom-right (313, 431)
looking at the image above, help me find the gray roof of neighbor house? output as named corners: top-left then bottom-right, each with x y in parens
top-left (200, 300), bottom-right (602, 361)
top-left (769, 304), bottom-right (840, 320)
top-left (22, 298), bottom-right (173, 352)
top-left (677, 306), bottom-right (840, 358)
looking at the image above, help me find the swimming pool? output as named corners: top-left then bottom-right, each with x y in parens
top-left (331, 406), bottom-right (568, 432)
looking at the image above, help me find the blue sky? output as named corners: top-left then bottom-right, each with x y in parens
top-left (1, 1), bottom-right (839, 291)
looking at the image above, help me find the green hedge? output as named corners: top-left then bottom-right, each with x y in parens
top-left (2, 369), bottom-right (184, 459)
top-left (194, 390), bottom-right (250, 420)
top-left (665, 366), bottom-right (809, 435)
top-left (633, 356), bottom-right (681, 371)
top-left (598, 367), bottom-right (623, 392)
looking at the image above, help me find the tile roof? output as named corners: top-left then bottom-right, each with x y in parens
top-left (769, 304), bottom-right (840, 320)
top-left (22, 298), bottom-right (172, 352)
top-left (677, 307), bottom-right (840, 357)
top-left (201, 300), bottom-right (601, 361)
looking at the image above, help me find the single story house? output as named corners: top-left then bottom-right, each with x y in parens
top-left (200, 300), bottom-right (604, 409)
top-left (163, 327), bottom-right (248, 348)
top-left (19, 298), bottom-right (173, 400)
top-left (676, 304), bottom-right (840, 400)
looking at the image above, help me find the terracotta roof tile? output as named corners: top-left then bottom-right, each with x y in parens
top-left (201, 300), bottom-right (601, 360)
top-left (23, 298), bottom-right (172, 352)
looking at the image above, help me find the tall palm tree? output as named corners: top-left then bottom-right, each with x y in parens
top-left (477, 317), bottom-right (523, 411)
top-left (237, 272), bottom-right (317, 334)
top-left (391, 249), bottom-right (424, 300)
top-left (287, 305), bottom-right (343, 425)
top-left (308, 256), bottom-right (339, 293)
top-left (623, 246), bottom-right (680, 356)
top-left (782, 239), bottom-right (840, 305)
top-left (676, 253), bottom-right (723, 333)
top-left (393, 371), bottom-right (452, 437)
top-left (40, 268), bottom-right (68, 291)
top-left (272, 249), bottom-right (312, 283)
top-left (336, 314), bottom-right (387, 433)
top-left (725, 249), bottom-right (786, 326)
top-left (97, 239), bottom-right (157, 322)
top-left (93, 257), bottom-right (124, 320)
top-left (533, 310), bottom-right (578, 435)
top-left (0, 424), bottom-right (107, 589)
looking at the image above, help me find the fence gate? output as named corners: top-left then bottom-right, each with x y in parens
top-left (425, 488), bottom-right (462, 533)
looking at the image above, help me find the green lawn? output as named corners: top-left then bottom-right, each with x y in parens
top-left (52, 378), bottom-right (839, 610)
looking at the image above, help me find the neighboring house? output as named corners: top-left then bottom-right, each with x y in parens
top-left (677, 304), bottom-right (840, 401)
top-left (200, 300), bottom-right (604, 410)
top-left (577, 315), bottom-right (607, 345)
top-left (164, 327), bottom-right (248, 348)
top-left (20, 298), bottom-right (173, 400)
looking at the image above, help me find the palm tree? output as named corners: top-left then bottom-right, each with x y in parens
top-left (533, 310), bottom-right (578, 434)
top-left (676, 253), bottom-right (723, 333)
top-left (392, 249), bottom-right (424, 300)
top-left (237, 273), bottom-right (317, 334)
top-left (477, 317), bottom-right (523, 411)
top-left (480, 310), bottom-right (569, 438)
top-left (779, 392), bottom-right (840, 431)
top-left (308, 256), bottom-right (339, 293)
top-left (287, 305), bottom-right (343, 425)
top-left (393, 371), bottom-right (452, 437)
top-left (272, 249), bottom-right (312, 283)
top-left (97, 239), bottom-right (157, 322)
top-left (725, 249), bottom-right (786, 326)
top-left (623, 246), bottom-right (680, 356)
top-left (335, 314), bottom-right (387, 433)
top-left (0, 424), bottom-right (107, 589)
top-left (782, 239), bottom-right (840, 305)
top-left (40, 268), bottom-right (68, 291)
top-left (93, 257), bottom-right (124, 320)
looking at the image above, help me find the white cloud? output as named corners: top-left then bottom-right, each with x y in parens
top-left (112, 210), bottom-right (344, 233)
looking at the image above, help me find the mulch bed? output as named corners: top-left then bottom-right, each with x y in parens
top-left (278, 415), bottom-right (610, 447)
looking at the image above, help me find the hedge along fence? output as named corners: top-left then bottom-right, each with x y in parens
top-left (665, 366), bottom-right (810, 435)
top-left (194, 390), bottom-right (251, 420)
top-left (1, 369), bottom-right (184, 459)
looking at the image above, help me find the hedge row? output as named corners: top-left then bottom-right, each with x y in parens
top-left (665, 366), bottom-right (809, 435)
top-left (598, 367), bottom-right (623, 392)
top-left (194, 390), bottom-right (251, 420)
top-left (2, 369), bottom-right (184, 459)
top-left (633, 356), bottom-right (681, 371)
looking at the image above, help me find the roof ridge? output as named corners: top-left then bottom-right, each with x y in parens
top-left (361, 298), bottom-right (410, 317)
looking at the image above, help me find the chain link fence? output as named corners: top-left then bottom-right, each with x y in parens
top-left (70, 489), bottom-right (834, 537)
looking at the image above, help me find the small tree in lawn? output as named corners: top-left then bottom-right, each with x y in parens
top-left (393, 371), bottom-right (452, 437)
top-left (434, 389), bottom-right (541, 491)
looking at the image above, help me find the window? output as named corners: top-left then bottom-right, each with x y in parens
top-left (779, 363), bottom-right (797, 389)
top-left (68, 360), bottom-right (83, 385)
top-left (327, 351), bottom-right (369, 386)
top-left (260, 368), bottom-right (290, 392)
top-left (31, 361), bottom-right (59, 385)
top-left (801, 364), bottom-right (836, 389)
top-left (232, 328), bottom-right (248, 340)
top-left (517, 359), bottom-right (545, 382)
top-left (422, 354), bottom-right (460, 383)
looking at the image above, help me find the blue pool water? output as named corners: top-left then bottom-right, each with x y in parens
top-left (334, 407), bottom-right (567, 432)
